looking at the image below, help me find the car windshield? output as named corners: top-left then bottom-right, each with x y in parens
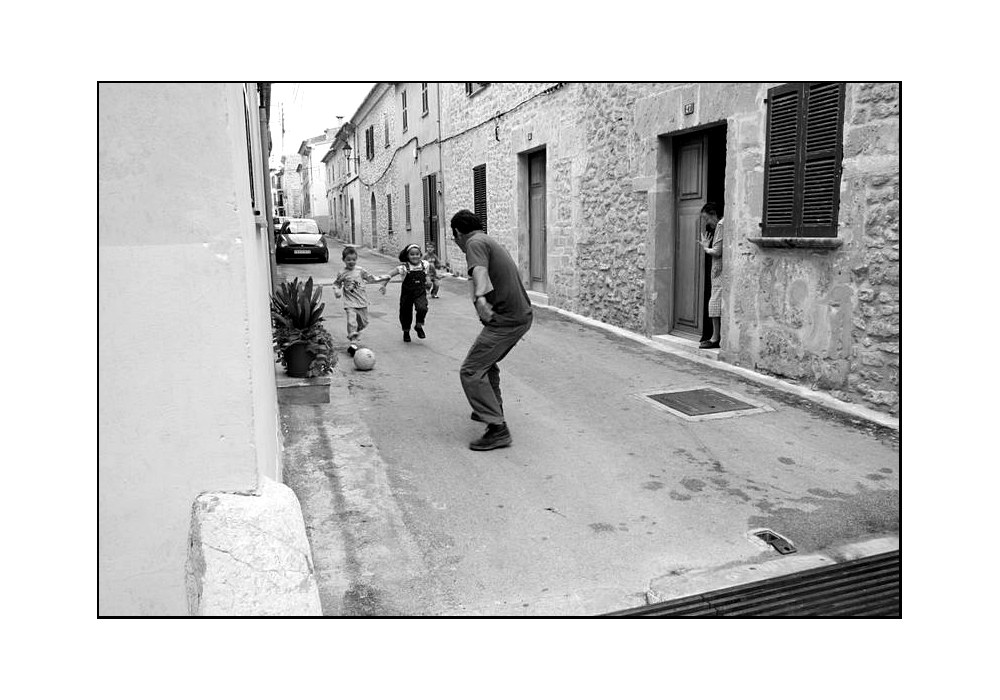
top-left (288, 220), bottom-right (319, 234)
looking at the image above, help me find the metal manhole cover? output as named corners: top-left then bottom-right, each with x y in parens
top-left (648, 389), bottom-right (755, 416)
top-left (635, 385), bottom-right (773, 422)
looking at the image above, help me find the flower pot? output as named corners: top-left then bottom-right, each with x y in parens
top-left (284, 342), bottom-right (313, 378)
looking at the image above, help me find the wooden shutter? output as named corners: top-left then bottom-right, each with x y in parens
top-left (422, 83), bottom-right (428, 114)
top-left (387, 193), bottom-right (393, 233)
top-left (473, 164), bottom-right (487, 233)
top-left (801, 83), bottom-right (844, 234)
top-left (762, 82), bottom-right (844, 237)
top-left (422, 176), bottom-right (430, 244)
top-left (405, 183), bottom-right (411, 229)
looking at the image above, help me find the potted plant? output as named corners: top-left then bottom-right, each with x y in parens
top-left (271, 276), bottom-right (336, 378)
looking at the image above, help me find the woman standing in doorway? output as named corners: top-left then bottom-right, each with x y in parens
top-left (699, 202), bottom-right (723, 349)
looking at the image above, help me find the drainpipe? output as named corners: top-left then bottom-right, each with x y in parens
top-left (435, 82), bottom-right (447, 269)
top-left (258, 83), bottom-right (278, 291)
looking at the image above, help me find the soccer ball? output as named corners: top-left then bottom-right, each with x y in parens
top-left (353, 348), bottom-right (376, 371)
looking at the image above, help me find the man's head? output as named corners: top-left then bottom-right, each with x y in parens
top-left (342, 246), bottom-right (358, 268)
top-left (450, 209), bottom-right (483, 253)
top-left (700, 202), bottom-right (721, 232)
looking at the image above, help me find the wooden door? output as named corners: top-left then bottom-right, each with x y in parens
top-left (370, 193), bottom-right (377, 248)
top-left (672, 134), bottom-right (708, 338)
top-left (423, 174), bottom-right (438, 250)
top-left (350, 198), bottom-right (355, 244)
top-left (528, 151), bottom-right (547, 292)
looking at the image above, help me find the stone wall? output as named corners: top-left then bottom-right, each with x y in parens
top-left (433, 82), bottom-right (899, 417)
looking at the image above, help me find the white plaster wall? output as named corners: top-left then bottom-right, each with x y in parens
top-left (99, 83), bottom-right (280, 615)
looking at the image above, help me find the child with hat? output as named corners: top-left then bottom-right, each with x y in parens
top-left (380, 243), bottom-right (434, 342)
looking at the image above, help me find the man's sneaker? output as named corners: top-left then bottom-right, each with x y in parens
top-left (415, 325), bottom-right (426, 339)
top-left (469, 423), bottom-right (512, 451)
top-left (403, 331), bottom-right (411, 342)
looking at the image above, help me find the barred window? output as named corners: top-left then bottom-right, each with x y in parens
top-left (421, 83), bottom-right (429, 115)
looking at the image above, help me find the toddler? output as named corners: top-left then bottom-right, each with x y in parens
top-left (381, 244), bottom-right (434, 342)
top-left (332, 246), bottom-right (388, 341)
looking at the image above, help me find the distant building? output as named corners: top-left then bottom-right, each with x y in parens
top-left (298, 129), bottom-right (337, 232)
top-left (280, 153), bottom-right (304, 217)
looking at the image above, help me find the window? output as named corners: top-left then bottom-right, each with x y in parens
top-left (421, 83), bottom-right (429, 115)
top-left (473, 164), bottom-right (487, 233)
top-left (365, 125), bottom-right (375, 160)
top-left (401, 91), bottom-right (408, 132)
top-left (387, 193), bottom-right (393, 233)
top-left (404, 183), bottom-right (411, 230)
top-left (465, 82), bottom-right (489, 96)
top-left (384, 114), bottom-right (389, 148)
top-left (762, 82), bottom-right (845, 237)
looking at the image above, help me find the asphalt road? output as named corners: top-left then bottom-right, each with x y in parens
top-left (278, 240), bottom-right (900, 616)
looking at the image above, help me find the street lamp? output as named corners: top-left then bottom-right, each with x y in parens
top-left (342, 142), bottom-right (355, 175)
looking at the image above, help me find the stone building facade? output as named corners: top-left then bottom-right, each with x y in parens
top-left (280, 153), bottom-right (303, 217)
top-left (330, 83), bottom-right (445, 260)
top-left (344, 82), bottom-right (900, 417)
top-left (298, 130), bottom-right (335, 232)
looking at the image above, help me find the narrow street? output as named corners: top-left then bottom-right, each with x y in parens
top-left (278, 241), bottom-right (899, 616)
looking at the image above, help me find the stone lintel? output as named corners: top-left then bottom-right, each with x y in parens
top-left (748, 237), bottom-right (844, 250)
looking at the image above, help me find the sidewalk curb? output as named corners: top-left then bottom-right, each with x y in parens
top-left (644, 535), bottom-right (899, 605)
top-left (527, 300), bottom-right (899, 432)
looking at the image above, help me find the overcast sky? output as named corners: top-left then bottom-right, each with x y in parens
top-left (268, 82), bottom-right (374, 168)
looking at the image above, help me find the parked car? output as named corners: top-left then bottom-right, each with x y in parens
top-left (275, 218), bottom-right (329, 263)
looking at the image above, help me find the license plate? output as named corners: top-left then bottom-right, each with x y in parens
top-left (294, 250), bottom-right (311, 255)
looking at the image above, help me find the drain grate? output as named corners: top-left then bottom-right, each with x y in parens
top-left (753, 529), bottom-right (797, 555)
top-left (647, 389), bottom-right (755, 416)
top-left (604, 550), bottom-right (901, 617)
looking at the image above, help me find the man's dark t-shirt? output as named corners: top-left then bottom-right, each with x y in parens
top-left (464, 232), bottom-right (532, 327)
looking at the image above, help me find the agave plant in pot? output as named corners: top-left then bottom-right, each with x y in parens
top-left (271, 276), bottom-right (337, 378)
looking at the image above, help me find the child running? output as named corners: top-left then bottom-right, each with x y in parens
top-left (332, 246), bottom-right (388, 342)
top-left (381, 243), bottom-right (434, 342)
top-left (423, 243), bottom-right (442, 298)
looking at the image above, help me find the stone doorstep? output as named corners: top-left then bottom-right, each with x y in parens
top-left (645, 535), bottom-right (899, 606)
top-left (651, 333), bottom-right (721, 360)
top-left (275, 362), bottom-right (332, 405)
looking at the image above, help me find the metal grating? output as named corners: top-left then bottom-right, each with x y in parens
top-left (647, 389), bottom-right (755, 416)
top-left (604, 550), bottom-right (900, 617)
